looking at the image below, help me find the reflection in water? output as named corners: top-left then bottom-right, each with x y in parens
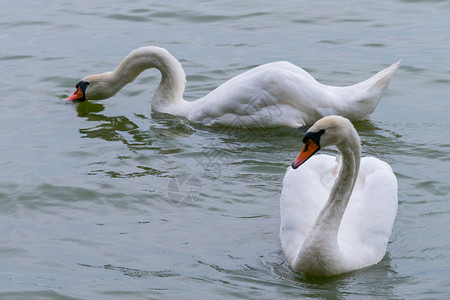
top-left (68, 100), bottom-right (447, 298)
top-left (75, 101), bottom-right (105, 117)
top-left (72, 98), bottom-right (445, 188)
top-left (3, 0), bottom-right (450, 296)
top-left (196, 247), bottom-right (399, 299)
top-left (72, 98), bottom-right (424, 187)
top-left (73, 99), bottom-right (402, 158)
top-left (260, 251), bottom-right (398, 299)
top-left (78, 263), bottom-right (180, 279)
top-left (72, 102), bottom-right (196, 179)
top-left (75, 102), bottom-right (193, 152)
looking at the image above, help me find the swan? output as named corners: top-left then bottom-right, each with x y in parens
top-left (279, 115), bottom-right (398, 276)
top-left (65, 46), bottom-right (399, 127)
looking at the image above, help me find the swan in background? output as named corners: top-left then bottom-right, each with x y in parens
top-left (66, 46), bottom-right (400, 127)
top-left (280, 115), bottom-right (398, 276)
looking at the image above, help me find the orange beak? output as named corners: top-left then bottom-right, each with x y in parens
top-left (292, 139), bottom-right (320, 169)
top-left (65, 86), bottom-right (84, 102)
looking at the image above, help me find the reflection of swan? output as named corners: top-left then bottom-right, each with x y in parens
top-left (280, 115), bottom-right (397, 276)
top-left (66, 46), bottom-right (399, 127)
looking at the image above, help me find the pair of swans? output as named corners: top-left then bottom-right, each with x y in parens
top-left (66, 47), bottom-right (398, 276)
top-left (66, 46), bottom-right (399, 127)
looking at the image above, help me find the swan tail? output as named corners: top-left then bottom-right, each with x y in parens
top-left (368, 61), bottom-right (401, 91)
top-left (324, 61), bottom-right (400, 120)
top-left (352, 61), bottom-right (401, 93)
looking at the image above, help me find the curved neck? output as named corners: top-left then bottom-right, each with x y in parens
top-left (302, 133), bottom-right (361, 251)
top-left (108, 47), bottom-right (186, 109)
top-left (316, 141), bottom-right (361, 237)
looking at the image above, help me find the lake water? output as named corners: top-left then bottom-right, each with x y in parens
top-left (1, 0), bottom-right (450, 299)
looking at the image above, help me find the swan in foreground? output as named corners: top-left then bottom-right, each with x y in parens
top-left (280, 115), bottom-right (397, 276)
top-left (66, 46), bottom-right (399, 127)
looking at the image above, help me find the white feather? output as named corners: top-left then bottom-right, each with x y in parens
top-left (280, 116), bottom-right (398, 276)
top-left (68, 46), bottom-right (400, 127)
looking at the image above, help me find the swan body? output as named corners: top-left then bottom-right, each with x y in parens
top-left (66, 46), bottom-right (400, 127)
top-left (280, 115), bottom-right (397, 276)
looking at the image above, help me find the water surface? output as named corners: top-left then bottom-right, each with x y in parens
top-left (1, 0), bottom-right (450, 299)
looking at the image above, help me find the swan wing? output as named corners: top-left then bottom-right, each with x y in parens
top-left (190, 62), bottom-right (399, 127)
top-left (339, 156), bottom-right (398, 263)
top-left (188, 62), bottom-right (343, 127)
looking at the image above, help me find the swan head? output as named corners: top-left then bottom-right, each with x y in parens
top-left (65, 73), bottom-right (115, 102)
top-left (292, 115), bottom-right (357, 169)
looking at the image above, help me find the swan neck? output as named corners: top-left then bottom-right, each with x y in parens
top-left (317, 138), bottom-right (361, 235)
top-left (293, 127), bottom-right (361, 274)
top-left (108, 47), bottom-right (186, 109)
top-left (303, 132), bottom-right (361, 253)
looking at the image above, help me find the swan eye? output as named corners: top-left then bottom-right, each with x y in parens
top-left (303, 129), bottom-right (325, 146)
top-left (76, 81), bottom-right (90, 90)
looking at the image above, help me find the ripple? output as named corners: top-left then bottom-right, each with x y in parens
top-left (363, 43), bottom-right (386, 48)
top-left (415, 180), bottom-right (450, 196)
top-left (319, 39), bottom-right (356, 45)
top-left (3, 21), bottom-right (48, 28)
top-left (2, 0), bottom-right (450, 298)
top-left (101, 166), bottom-right (165, 178)
top-left (78, 263), bottom-right (180, 278)
top-left (105, 14), bottom-right (150, 22)
top-left (0, 55), bottom-right (34, 61)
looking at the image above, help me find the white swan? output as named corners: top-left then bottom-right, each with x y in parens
top-left (280, 115), bottom-right (398, 276)
top-left (66, 46), bottom-right (399, 127)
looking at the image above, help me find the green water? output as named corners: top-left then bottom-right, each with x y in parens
top-left (1, 0), bottom-right (449, 299)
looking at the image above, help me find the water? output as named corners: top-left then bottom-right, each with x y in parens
top-left (1, 0), bottom-right (450, 299)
